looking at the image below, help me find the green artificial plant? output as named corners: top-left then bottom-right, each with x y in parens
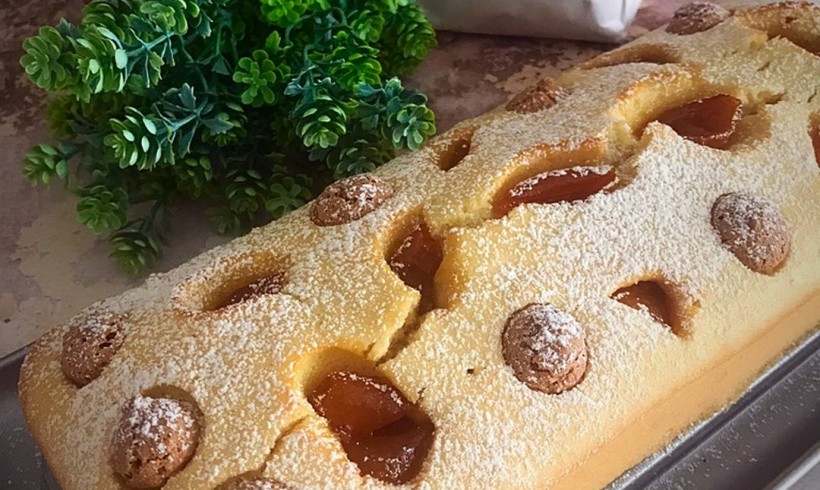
top-left (20, 0), bottom-right (436, 273)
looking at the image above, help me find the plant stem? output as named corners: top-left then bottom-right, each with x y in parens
top-left (169, 112), bottom-right (199, 131)
top-left (125, 32), bottom-right (174, 58)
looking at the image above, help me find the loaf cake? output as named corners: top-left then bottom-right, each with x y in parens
top-left (19, 2), bottom-right (820, 489)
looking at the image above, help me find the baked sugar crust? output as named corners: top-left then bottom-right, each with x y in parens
top-left (19, 2), bottom-right (820, 489)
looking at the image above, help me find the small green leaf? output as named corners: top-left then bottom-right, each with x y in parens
top-left (143, 118), bottom-right (157, 135)
top-left (114, 49), bottom-right (127, 69)
top-left (178, 84), bottom-right (196, 110)
top-left (213, 56), bottom-right (230, 75)
top-left (110, 225), bottom-right (162, 275)
top-left (22, 144), bottom-right (70, 185)
top-left (202, 117), bottom-right (234, 134)
top-left (76, 185), bottom-right (128, 234)
top-left (177, 127), bottom-right (195, 156)
top-left (55, 160), bottom-right (68, 178)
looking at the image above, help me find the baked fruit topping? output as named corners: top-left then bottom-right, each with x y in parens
top-left (711, 192), bottom-right (791, 274)
top-left (736, 2), bottom-right (820, 56)
top-left (611, 281), bottom-right (677, 330)
top-left (310, 175), bottom-right (394, 226)
top-left (111, 395), bottom-right (201, 489)
top-left (501, 304), bottom-right (588, 394)
top-left (222, 477), bottom-right (290, 489)
top-left (494, 165), bottom-right (617, 218)
top-left (217, 273), bottom-right (286, 309)
top-left (437, 136), bottom-right (471, 171)
top-left (582, 44), bottom-right (679, 69)
top-left (61, 308), bottom-right (125, 387)
top-left (810, 116), bottom-right (820, 166)
top-left (506, 77), bottom-right (566, 114)
top-left (388, 222), bottom-right (443, 314)
top-left (655, 95), bottom-right (742, 149)
top-left (666, 2), bottom-right (731, 35)
top-left (307, 371), bottom-right (435, 484)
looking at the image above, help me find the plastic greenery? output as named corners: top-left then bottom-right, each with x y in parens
top-left (21, 0), bottom-right (436, 273)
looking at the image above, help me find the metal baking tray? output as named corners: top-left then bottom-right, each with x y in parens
top-left (2, 332), bottom-right (818, 489)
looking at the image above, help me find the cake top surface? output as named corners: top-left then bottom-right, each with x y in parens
top-left (19, 2), bottom-right (820, 489)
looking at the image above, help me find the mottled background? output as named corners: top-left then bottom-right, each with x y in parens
top-left (0, 0), bottom-right (755, 356)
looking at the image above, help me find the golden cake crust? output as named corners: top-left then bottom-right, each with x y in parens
top-left (19, 2), bottom-right (820, 489)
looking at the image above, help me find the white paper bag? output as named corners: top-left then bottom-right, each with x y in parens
top-left (417, 0), bottom-right (643, 42)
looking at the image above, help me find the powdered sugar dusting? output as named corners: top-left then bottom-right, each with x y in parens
top-left (666, 2), bottom-right (731, 36)
top-left (711, 191), bottom-right (791, 273)
top-left (123, 395), bottom-right (196, 449)
top-left (132, 395), bottom-right (190, 422)
top-left (68, 307), bottom-right (121, 336)
top-left (17, 3), bottom-right (820, 490)
top-left (311, 175), bottom-right (395, 226)
top-left (713, 193), bottom-right (781, 252)
top-left (110, 395), bottom-right (201, 487)
top-left (514, 304), bottom-right (583, 374)
top-left (230, 478), bottom-right (289, 490)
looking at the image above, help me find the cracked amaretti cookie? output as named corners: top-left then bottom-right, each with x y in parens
top-left (19, 2), bottom-right (820, 489)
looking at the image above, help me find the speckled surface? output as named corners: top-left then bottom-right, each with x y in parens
top-left (0, 0), bottom-right (745, 357)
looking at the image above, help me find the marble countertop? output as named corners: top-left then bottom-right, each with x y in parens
top-left (0, 0), bottom-right (732, 357)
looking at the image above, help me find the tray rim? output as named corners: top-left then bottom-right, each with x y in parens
top-left (1, 345), bottom-right (28, 370)
top-left (608, 328), bottom-right (820, 489)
